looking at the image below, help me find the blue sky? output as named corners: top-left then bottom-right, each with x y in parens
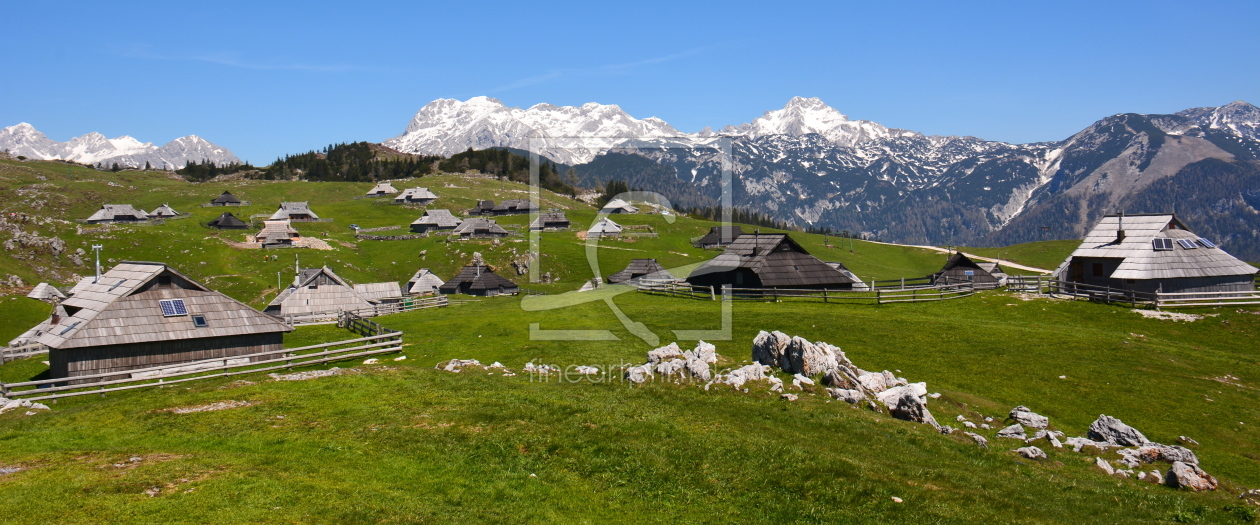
top-left (3, 1), bottom-right (1258, 164)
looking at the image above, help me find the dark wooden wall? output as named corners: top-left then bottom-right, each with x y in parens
top-left (49, 332), bottom-right (284, 380)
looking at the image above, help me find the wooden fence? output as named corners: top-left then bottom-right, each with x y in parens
top-left (636, 281), bottom-right (975, 305)
top-left (0, 332), bottom-right (403, 403)
top-left (1, 343), bottom-right (48, 364)
top-left (1006, 275), bottom-right (1260, 309)
top-left (282, 295), bottom-right (449, 326)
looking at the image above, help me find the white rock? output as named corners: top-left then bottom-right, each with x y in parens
top-left (693, 341), bottom-right (718, 364)
top-left (965, 432), bottom-right (989, 448)
top-left (826, 388), bottom-right (863, 404)
top-left (647, 342), bottom-right (683, 363)
top-left (1009, 405), bottom-right (1049, 429)
top-left (363, 358), bottom-right (379, 365)
top-left (963, 421), bottom-right (977, 429)
top-left (624, 364), bottom-right (654, 384)
top-left (1016, 446), bottom-right (1047, 460)
top-left (996, 424), bottom-right (1026, 440)
top-left (792, 373), bottom-right (815, 386)
top-left (1095, 457), bottom-right (1115, 475)
top-left (781, 393), bottom-right (798, 402)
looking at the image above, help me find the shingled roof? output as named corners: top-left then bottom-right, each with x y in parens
top-left (607, 259), bottom-right (674, 284)
top-left (601, 198), bottom-right (639, 214)
top-left (439, 264), bottom-right (517, 295)
top-left (687, 233), bottom-right (855, 288)
top-left (405, 268), bottom-right (445, 295)
top-left (211, 191), bottom-right (241, 205)
top-left (452, 218), bottom-right (509, 237)
top-left (254, 220), bottom-right (299, 244)
top-left (396, 187), bottom-right (438, 203)
top-left (266, 266), bottom-right (376, 316)
top-left (492, 199), bottom-right (538, 214)
top-left (269, 202), bottom-right (318, 220)
top-left (353, 282), bottom-right (403, 302)
top-left (208, 212), bottom-right (250, 229)
top-left (86, 204), bottom-right (148, 223)
top-left (26, 282), bottom-right (66, 301)
top-left (530, 211), bottom-right (570, 230)
top-left (366, 182), bottom-right (398, 196)
top-left (694, 226), bottom-right (745, 247)
top-left (411, 209), bottom-right (462, 230)
top-left (1054, 214), bottom-right (1258, 280)
top-left (33, 262), bottom-right (291, 350)
top-left (588, 218), bottom-right (622, 236)
top-left (148, 204), bottom-right (179, 218)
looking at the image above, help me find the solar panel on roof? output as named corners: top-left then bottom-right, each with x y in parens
top-left (1176, 239), bottom-right (1198, 250)
top-left (159, 298), bottom-right (188, 316)
top-left (1197, 238), bottom-right (1217, 248)
top-left (1152, 238), bottom-right (1174, 251)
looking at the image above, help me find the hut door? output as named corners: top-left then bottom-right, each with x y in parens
top-left (1069, 261), bottom-right (1083, 282)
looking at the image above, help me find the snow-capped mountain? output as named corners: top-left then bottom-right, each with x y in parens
top-left (0, 123), bottom-right (240, 169)
top-left (384, 96), bottom-right (685, 165)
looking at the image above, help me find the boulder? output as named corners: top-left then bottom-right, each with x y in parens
top-left (573, 366), bottom-right (600, 375)
top-left (963, 421), bottom-right (977, 429)
top-left (693, 341), bottom-right (718, 364)
top-left (1009, 405), bottom-right (1049, 429)
top-left (1095, 457), bottom-right (1115, 476)
top-left (1176, 436), bottom-right (1199, 446)
top-left (1144, 469), bottom-right (1164, 485)
top-left (793, 373), bottom-right (815, 386)
top-left (857, 372), bottom-right (889, 393)
top-left (889, 391), bottom-right (940, 428)
top-left (624, 364), bottom-right (654, 384)
top-left (997, 424), bottom-right (1027, 440)
top-left (785, 336), bottom-right (839, 376)
top-left (966, 432), bottom-right (989, 448)
top-left (1239, 489), bottom-right (1260, 506)
top-left (769, 377), bottom-right (784, 392)
top-left (938, 426), bottom-right (955, 435)
top-left (1087, 415), bottom-right (1149, 446)
top-left (781, 393), bottom-right (798, 402)
top-left (647, 342), bottom-right (684, 363)
top-left (655, 358), bottom-right (687, 377)
top-left (751, 330), bottom-right (791, 368)
top-left (1136, 444), bottom-right (1198, 465)
top-left (1017, 446), bottom-right (1047, 460)
top-left (713, 364), bottom-right (769, 389)
top-left (875, 382), bottom-right (927, 409)
top-left (1066, 436), bottom-right (1116, 453)
top-left (823, 369), bottom-right (855, 389)
top-left (686, 357), bottom-right (712, 382)
top-left (826, 388), bottom-right (863, 404)
top-left (1166, 461), bottom-right (1218, 491)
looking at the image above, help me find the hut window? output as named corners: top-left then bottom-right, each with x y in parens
top-left (1092, 263), bottom-right (1104, 276)
top-left (191, 315), bottom-right (208, 328)
top-left (158, 275), bottom-right (172, 287)
top-left (159, 299), bottom-right (188, 316)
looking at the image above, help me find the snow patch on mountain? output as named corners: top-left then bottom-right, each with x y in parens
top-left (0, 123), bottom-right (239, 169)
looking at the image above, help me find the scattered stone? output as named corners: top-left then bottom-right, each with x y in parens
top-left (393, 356), bottom-right (407, 361)
top-left (955, 415), bottom-right (967, 422)
top-left (1009, 405), bottom-right (1049, 429)
top-left (647, 342), bottom-right (683, 363)
top-left (1166, 461), bottom-right (1218, 491)
top-left (979, 423), bottom-right (991, 430)
top-left (624, 364), bottom-right (654, 384)
top-left (1087, 415), bottom-right (1149, 446)
top-left (1115, 470), bottom-right (1131, 479)
top-left (1066, 436), bottom-right (1116, 452)
top-left (891, 496), bottom-right (903, 503)
top-left (573, 366), bottom-right (600, 375)
top-left (768, 376), bottom-right (784, 392)
top-left (1017, 446), bottom-right (1047, 460)
top-left (711, 364), bottom-right (770, 390)
top-left (362, 358), bottom-right (379, 365)
top-left (888, 389), bottom-right (940, 428)
top-left (692, 340), bottom-right (718, 364)
top-left (963, 421), bottom-right (977, 429)
top-left (1176, 436), bottom-right (1199, 446)
top-left (169, 400), bottom-right (253, 414)
top-left (984, 416), bottom-right (994, 423)
top-left (1145, 470), bottom-right (1164, 485)
top-left (781, 393), bottom-right (798, 402)
top-left (1095, 457), bottom-right (1115, 475)
top-left (436, 359), bottom-right (482, 373)
top-left (269, 367), bottom-right (350, 381)
top-left (997, 424), bottom-right (1027, 440)
top-left (938, 425), bottom-right (954, 435)
top-left (523, 362), bottom-right (559, 375)
top-left (826, 388), bottom-right (863, 404)
top-left (793, 373), bottom-right (815, 386)
top-left (966, 432), bottom-right (989, 448)
top-left (927, 392), bottom-right (941, 399)
top-left (0, 398), bottom-right (51, 414)
top-left (1135, 444), bottom-right (1199, 465)
top-left (1239, 489), bottom-right (1260, 506)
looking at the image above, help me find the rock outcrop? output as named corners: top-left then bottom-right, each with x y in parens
top-left (1088, 415), bottom-right (1149, 446)
top-left (1166, 461), bottom-right (1218, 491)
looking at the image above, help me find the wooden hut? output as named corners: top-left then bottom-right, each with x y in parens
top-left (404, 269), bottom-right (445, 295)
top-left (694, 226), bottom-right (745, 248)
top-left (1053, 213), bottom-right (1257, 294)
top-left (410, 209), bottom-right (462, 233)
top-left (353, 282), bottom-right (403, 305)
top-left (269, 202), bottom-right (318, 221)
top-left (467, 200), bottom-right (497, 216)
top-left (452, 218), bottom-right (510, 239)
top-left (600, 198), bottom-right (639, 214)
top-left (587, 218), bottom-right (622, 237)
top-left (492, 199), bottom-right (538, 216)
top-left (26, 282), bottom-right (66, 302)
top-left (210, 191), bottom-right (242, 206)
top-left (31, 262), bottom-right (292, 381)
top-left (85, 204), bottom-right (148, 224)
top-left (686, 233), bottom-right (856, 291)
top-left (365, 182), bottom-right (398, 197)
top-left (264, 266), bottom-right (376, 316)
top-left (931, 252), bottom-right (1006, 289)
top-left (607, 259), bottom-right (674, 284)
top-left (395, 187), bottom-right (438, 204)
top-left (529, 211), bottom-right (570, 231)
top-left (207, 211), bottom-right (250, 230)
top-left (148, 204), bottom-right (179, 219)
top-left (439, 260), bottom-right (518, 297)
top-left (253, 220), bottom-right (300, 247)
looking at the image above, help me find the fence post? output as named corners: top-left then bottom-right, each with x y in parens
top-left (710, 286), bottom-right (716, 301)
top-left (876, 289), bottom-right (881, 305)
top-left (823, 289), bottom-right (828, 303)
top-left (901, 277), bottom-right (905, 290)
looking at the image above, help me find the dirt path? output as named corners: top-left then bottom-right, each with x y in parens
top-left (864, 240), bottom-right (1053, 274)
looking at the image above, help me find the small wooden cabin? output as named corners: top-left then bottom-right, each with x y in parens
top-left (600, 198), bottom-right (639, 214)
top-left (931, 253), bottom-right (1006, 289)
top-left (1053, 213), bottom-right (1257, 294)
top-left (587, 218), bottom-right (622, 237)
top-left (607, 259), bottom-right (673, 284)
top-left (148, 204), bottom-right (179, 219)
top-left (452, 218), bottom-right (510, 239)
top-left (410, 209), bottom-right (462, 233)
top-left (491, 199), bottom-right (538, 216)
top-left (405, 269), bottom-right (445, 295)
top-left (210, 191), bottom-right (242, 206)
top-left (439, 263), bottom-right (518, 297)
top-left (529, 211), bottom-right (570, 231)
top-left (207, 212), bottom-right (250, 230)
top-left (27, 282), bottom-right (66, 302)
top-left (686, 233), bottom-right (856, 291)
top-left (32, 262), bottom-right (292, 381)
top-left (269, 202), bottom-right (318, 221)
top-left (395, 187), bottom-right (438, 204)
top-left (693, 226), bottom-right (745, 248)
top-left (466, 200), bottom-right (497, 216)
top-left (85, 204), bottom-right (148, 224)
top-left (264, 266), bottom-right (377, 316)
top-left (253, 220), bottom-right (300, 247)
top-left (366, 182), bottom-right (398, 197)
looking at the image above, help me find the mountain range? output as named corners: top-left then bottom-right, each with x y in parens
top-left (385, 97), bottom-right (1260, 261)
top-left (0, 123), bottom-right (240, 170)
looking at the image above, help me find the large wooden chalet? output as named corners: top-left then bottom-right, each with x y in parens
top-left (1053, 213), bottom-right (1257, 294)
top-left (30, 262), bottom-right (292, 380)
top-left (686, 233), bottom-right (856, 290)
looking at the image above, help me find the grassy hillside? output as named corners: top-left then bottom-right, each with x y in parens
top-left (961, 239), bottom-right (1081, 272)
top-left (0, 157), bottom-right (950, 311)
top-left (0, 291), bottom-right (1256, 523)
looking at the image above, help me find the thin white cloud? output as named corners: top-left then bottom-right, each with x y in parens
top-left (111, 45), bottom-right (368, 73)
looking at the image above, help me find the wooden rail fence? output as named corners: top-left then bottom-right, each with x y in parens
top-left (282, 295), bottom-right (449, 326)
top-left (1006, 276), bottom-right (1260, 309)
top-left (1, 343), bottom-right (48, 364)
top-left (635, 281), bottom-right (975, 304)
top-left (0, 332), bottom-right (403, 403)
